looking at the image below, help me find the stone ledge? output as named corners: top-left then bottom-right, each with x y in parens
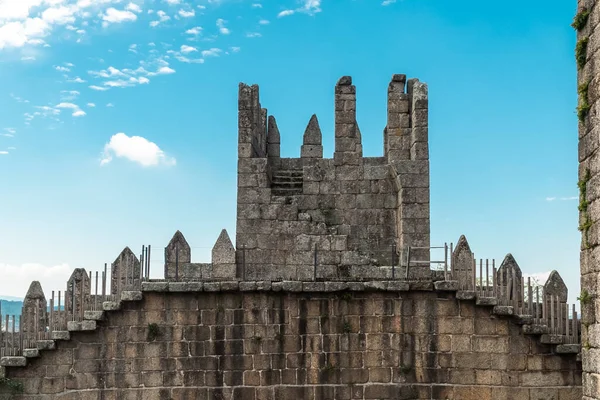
top-left (36, 340), bottom-right (56, 351)
top-left (103, 301), bottom-right (122, 311)
top-left (540, 334), bottom-right (564, 345)
top-left (221, 281), bottom-right (240, 291)
top-left (514, 315), bottom-right (534, 325)
top-left (434, 281), bottom-right (459, 291)
top-left (476, 297), bottom-right (498, 306)
top-left (456, 291), bottom-right (476, 300)
top-left (0, 366), bottom-right (5, 378)
top-left (168, 282), bottom-right (203, 292)
top-left (141, 281), bottom-right (169, 292)
top-left (556, 344), bottom-right (581, 354)
top-left (523, 324), bottom-right (549, 335)
top-left (51, 331), bottom-right (70, 341)
top-left (0, 357), bottom-right (26, 367)
top-left (84, 311), bottom-right (105, 321)
top-left (492, 305), bottom-right (514, 316)
top-left (67, 320), bottom-right (97, 332)
top-left (121, 291), bottom-right (143, 301)
top-left (22, 349), bottom-right (39, 358)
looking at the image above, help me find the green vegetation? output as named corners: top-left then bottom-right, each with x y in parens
top-left (577, 81), bottom-right (591, 122)
top-left (578, 169), bottom-right (592, 248)
top-left (576, 38), bottom-right (589, 70)
top-left (342, 321), bottom-right (352, 333)
top-left (572, 8), bottom-right (591, 31)
top-left (578, 289), bottom-right (593, 305)
top-left (0, 377), bottom-right (24, 394)
top-left (147, 323), bottom-right (161, 342)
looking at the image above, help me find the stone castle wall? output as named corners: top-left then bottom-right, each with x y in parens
top-left (0, 288), bottom-right (582, 400)
top-left (236, 75), bottom-right (431, 282)
top-left (576, 0), bottom-right (600, 399)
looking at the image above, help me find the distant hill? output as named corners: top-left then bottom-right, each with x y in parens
top-left (1, 299), bottom-right (23, 318)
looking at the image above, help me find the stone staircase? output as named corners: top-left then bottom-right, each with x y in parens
top-left (271, 170), bottom-right (303, 196)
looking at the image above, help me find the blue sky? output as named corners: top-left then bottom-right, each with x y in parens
top-left (0, 0), bottom-right (581, 303)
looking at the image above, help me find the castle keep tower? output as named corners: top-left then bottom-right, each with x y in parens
top-left (236, 75), bottom-right (431, 281)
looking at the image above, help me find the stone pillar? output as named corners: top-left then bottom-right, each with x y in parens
top-left (388, 75), bottom-right (431, 278)
top-left (165, 230), bottom-right (191, 279)
top-left (66, 268), bottom-right (90, 319)
top-left (238, 83), bottom-right (266, 159)
top-left (212, 229), bottom-right (237, 280)
top-left (20, 281), bottom-right (47, 337)
top-left (301, 114), bottom-right (323, 159)
top-left (576, 2), bottom-right (600, 396)
top-left (267, 115), bottom-right (280, 162)
top-left (334, 76), bottom-right (362, 166)
top-left (452, 235), bottom-right (475, 291)
top-left (496, 254), bottom-right (523, 306)
top-left (111, 247), bottom-right (141, 293)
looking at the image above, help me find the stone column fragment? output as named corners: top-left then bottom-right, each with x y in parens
top-left (386, 74), bottom-right (410, 161)
top-left (20, 281), bottom-right (47, 336)
top-left (66, 268), bottom-right (90, 319)
top-left (267, 115), bottom-right (281, 161)
top-left (496, 254), bottom-right (523, 304)
top-left (301, 114), bottom-right (323, 159)
top-left (111, 247), bottom-right (141, 293)
top-left (334, 76), bottom-right (362, 166)
top-left (165, 230), bottom-right (191, 279)
top-left (212, 229), bottom-right (237, 280)
top-left (451, 235), bottom-right (475, 290)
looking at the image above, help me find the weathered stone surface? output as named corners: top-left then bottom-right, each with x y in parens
top-left (302, 114), bottom-right (322, 145)
top-left (434, 280), bottom-right (459, 291)
top-left (84, 311), bottom-right (105, 321)
top-left (544, 270), bottom-right (568, 302)
top-left (493, 305), bottom-right (514, 316)
top-left (67, 320), bottom-right (96, 332)
top-left (121, 291), bottom-right (143, 301)
top-left (476, 297), bottom-right (498, 306)
top-left (452, 235), bottom-right (474, 291)
top-left (523, 324), bottom-right (549, 335)
top-left (22, 349), bottom-right (39, 358)
top-left (102, 301), bottom-right (122, 311)
top-left (540, 334), bottom-right (564, 345)
top-left (556, 344), bottom-right (581, 354)
top-left (456, 290), bottom-right (476, 300)
top-left (36, 340), bottom-right (56, 350)
top-left (111, 247), bottom-right (141, 294)
top-left (212, 229), bottom-right (237, 280)
top-left (51, 331), bottom-right (70, 341)
top-left (141, 281), bottom-right (169, 292)
top-left (0, 357), bottom-right (26, 367)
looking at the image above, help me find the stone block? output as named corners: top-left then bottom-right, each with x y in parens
top-left (522, 324), bottom-right (549, 335)
top-left (475, 297), bottom-right (498, 306)
top-left (67, 320), bottom-right (96, 332)
top-left (282, 281), bottom-right (303, 292)
top-left (121, 291), bottom-right (143, 301)
top-left (141, 281), bottom-right (169, 292)
top-left (84, 311), bottom-right (105, 321)
top-left (434, 281), bottom-right (459, 291)
top-left (303, 282), bottom-right (325, 291)
top-left (556, 344), bottom-right (581, 354)
top-left (103, 301), bottom-right (122, 311)
top-left (36, 340), bottom-right (56, 350)
top-left (0, 357), bottom-right (26, 367)
top-left (203, 282), bottom-right (221, 291)
top-left (22, 349), bottom-right (39, 358)
top-left (239, 282), bottom-right (257, 291)
top-left (492, 306), bottom-right (514, 316)
top-left (301, 145), bottom-right (323, 158)
top-left (386, 281), bottom-right (410, 291)
top-left (51, 331), bottom-right (70, 341)
top-left (220, 281), bottom-right (239, 291)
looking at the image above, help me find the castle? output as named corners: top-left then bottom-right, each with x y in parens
top-left (0, 75), bottom-right (583, 399)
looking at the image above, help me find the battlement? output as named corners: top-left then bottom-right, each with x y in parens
top-left (236, 75), bottom-right (430, 281)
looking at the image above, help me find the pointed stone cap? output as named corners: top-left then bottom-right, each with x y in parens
top-left (453, 235), bottom-right (472, 256)
top-left (543, 270), bottom-right (568, 302)
top-left (496, 254), bottom-right (523, 283)
top-left (337, 76), bottom-right (352, 86)
top-left (303, 114), bottom-right (322, 145)
top-left (166, 230), bottom-right (191, 263)
top-left (212, 229), bottom-right (235, 265)
top-left (113, 247), bottom-right (138, 264)
top-left (267, 116), bottom-right (280, 144)
top-left (24, 281), bottom-right (45, 301)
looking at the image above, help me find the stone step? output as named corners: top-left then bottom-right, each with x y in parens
top-left (522, 324), bottom-right (549, 335)
top-left (272, 188), bottom-right (303, 196)
top-left (476, 297), bottom-right (498, 306)
top-left (0, 357), bottom-right (26, 367)
top-left (556, 344), bottom-right (581, 354)
top-left (84, 311), bottom-right (105, 321)
top-left (271, 176), bottom-right (303, 183)
top-left (36, 340), bottom-right (56, 351)
top-left (67, 320), bottom-right (97, 332)
top-left (51, 331), bottom-right (70, 341)
top-left (271, 181), bottom-right (303, 188)
top-left (273, 170), bottom-right (303, 177)
top-left (513, 315), bottom-right (534, 325)
top-left (540, 334), bottom-right (564, 345)
top-left (493, 305), bottom-right (514, 316)
top-left (23, 349), bottom-right (39, 358)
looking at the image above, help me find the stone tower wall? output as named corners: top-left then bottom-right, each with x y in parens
top-left (236, 75), bottom-right (431, 282)
top-left (577, 0), bottom-right (600, 399)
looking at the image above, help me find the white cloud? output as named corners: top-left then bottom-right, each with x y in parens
top-left (55, 102), bottom-right (79, 109)
top-left (178, 9), bottom-right (194, 17)
top-left (180, 44), bottom-right (197, 53)
top-left (259, 19), bottom-right (269, 25)
top-left (186, 26), bottom-right (202, 35)
top-left (89, 85), bottom-right (108, 91)
top-left (150, 10), bottom-right (170, 26)
top-left (72, 110), bottom-right (86, 117)
top-left (100, 132), bottom-right (176, 167)
top-left (382, 0), bottom-right (396, 5)
top-left (157, 66), bottom-right (175, 74)
top-left (278, 0), bottom-right (321, 17)
top-left (0, 17), bottom-right (51, 49)
top-left (21, 56), bottom-right (36, 61)
top-left (277, 10), bottom-right (294, 17)
top-left (246, 32), bottom-right (261, 38)
top-left (126, 2), bottom-right (142, 13)
top-left (523, 271), bottom-right (551, 286)
top-left (87, 102), bottom-right (96, 107)
top-left (546, 196), bottom-right (578, 202)
top-left (164, 0), bottom-right (180, 4)
top-left (7, 147), bottom-right (16, 150)
top-left (68, 76), bottom-right (86, 83)
top-left (201, 48), bottom-right (222, 57)
top-left (41, 6), bottom-right (76, 25)
top-left (252, 3), bottom-right (262, 8)
top-left (0, 263), bottom-right (74, 298)
top-left (216, 18), bottom-right (229, 34)
top-left (0, 151), bottom-right (8, 155)
top-left (106, 103), bottom-right (114, 107)
top-left (230, 46), bottom-right (240, 53)
top-left (102, 8), bottom-right (137, 27)
top-left (55, 65), bottom-right (70, 72)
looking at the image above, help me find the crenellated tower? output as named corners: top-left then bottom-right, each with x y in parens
top-left (236, 74), bottom-right (431, 281)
